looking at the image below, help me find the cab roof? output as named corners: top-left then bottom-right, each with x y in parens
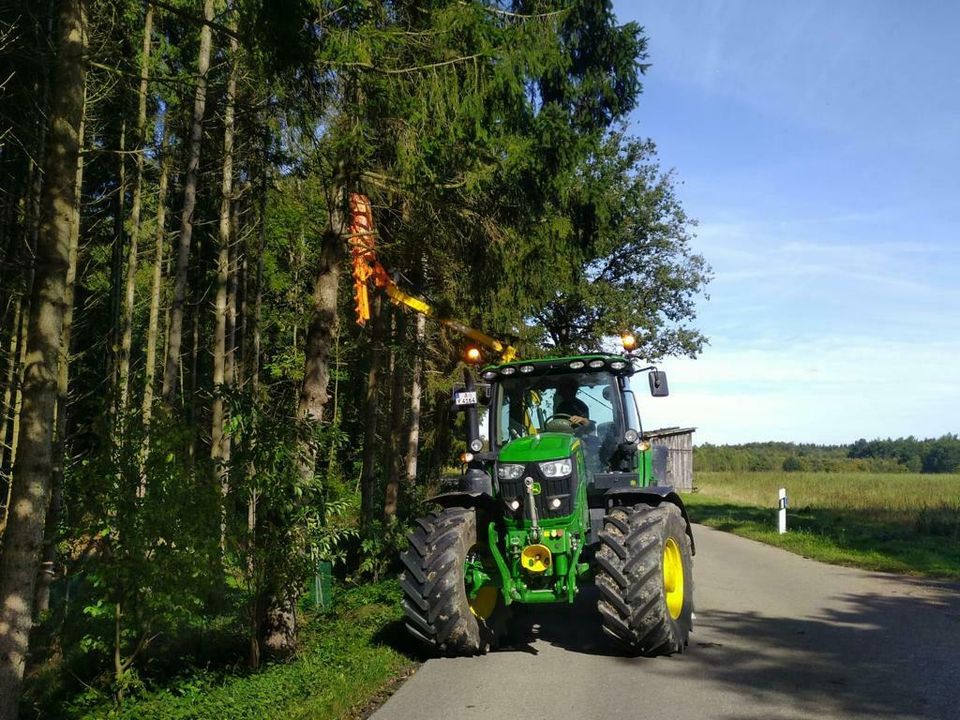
top-left (480, 354), bottom-right (637, 380)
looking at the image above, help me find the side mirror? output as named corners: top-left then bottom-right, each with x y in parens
top-left (648, 370), bottom-right (669, 397)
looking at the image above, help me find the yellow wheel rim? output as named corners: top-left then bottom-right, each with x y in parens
top-left (469, 585), bottom-right (499, 620)
top-left (662, 537), bottom-right (685, 620)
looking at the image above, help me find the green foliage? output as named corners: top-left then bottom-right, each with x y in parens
top-left (527, 132), bottom-right (710, 355)
top-left (920, 439), bottom-right (960, 474)
top-left (847, 435), bottom-right (960, 473)
top-left (65, 410), bottom-right (223, 679)
top-left (353, 520), bottom-right (409, 583)
top-left (31, 582), bottom-right (412, 720)
top-left (782, 456), bottom-right (803, 472)
top-left (226, 390), bottom-right (349, 630)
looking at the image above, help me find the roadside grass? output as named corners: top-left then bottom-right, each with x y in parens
top-left (40, 581), bottom-right (418, 720)
top-left (686, 471), bottom-right (960, 579)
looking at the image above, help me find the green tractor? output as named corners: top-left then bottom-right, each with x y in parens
top-left (400, 349), bottom-right (695, 657)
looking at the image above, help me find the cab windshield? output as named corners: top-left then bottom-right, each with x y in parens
top-left (493, 371), bottom-right (623, 471)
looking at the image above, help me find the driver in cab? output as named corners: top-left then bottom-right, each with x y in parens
top-left (554, 377), bottom-right (594, 432)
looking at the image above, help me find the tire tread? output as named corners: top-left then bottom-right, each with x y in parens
top-left (594, 503), bottom-right (693, 656)
top-left (400, 507), bottom-right (487, 656)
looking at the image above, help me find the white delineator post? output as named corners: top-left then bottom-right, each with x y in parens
top-left (778, 487), bottom-right (788, 534)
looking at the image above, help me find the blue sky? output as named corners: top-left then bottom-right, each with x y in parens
top-left (614, 1), bottom-right (960, 444)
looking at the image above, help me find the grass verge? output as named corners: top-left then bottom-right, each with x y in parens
top-left (685, 472), bottom-right (960, 580)
top-left (67, 581), bottom-right (417, 720)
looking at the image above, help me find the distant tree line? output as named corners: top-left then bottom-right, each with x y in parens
top-left (695, 436), bottom-right (960, 474)
top-left (848, 435), bottom-right (960, 474)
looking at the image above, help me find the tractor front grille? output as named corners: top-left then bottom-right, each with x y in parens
top-left (498, 463), bottom-right (578, 519)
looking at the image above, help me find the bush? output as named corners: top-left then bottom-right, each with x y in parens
top-left (782, 456), bottom-right (803, 472)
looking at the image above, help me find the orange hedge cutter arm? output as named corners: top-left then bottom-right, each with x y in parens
top-left (348, 193), bottom-right (517, 363)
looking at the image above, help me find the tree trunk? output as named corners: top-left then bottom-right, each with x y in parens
top-left (428, 389), bottom-right (453, 483)
top-left (235, 179), bottom-right (253, 390)
top-left (227, 199), bottom-right (240, 389)
top-left (108, 120), bottom-right (126, 407)
top-left (35, 98), bottom-right (85, 615)
top-left (161, 0), bottom-right (214, 405)
top-left (359, 295), bottom-right (386, 528)
top-left (404, 313), bottom-right (426, 486)
top-left (296, 188), bottom-right (346, 428)
top-left (0, 297), bottom-right (22, 534)
top-left (4, 155), bottom-right (47, 529)
top-left (7, 297), bottom-right (30, 503)
top-left (211, 22), bottom-right (237, 550)
top-left (116, 2), bottom-right (155, 417)
top-left (0, 174), bottom-right (29, 465)
top-left (247, 170), bottom-right (266, 395)
top-left (245, 172), bottom-right (266, 669)
top-left (246, 482), bottom-right (260, 669)
top-left (0, 0), bottom-right (86, 714)
top-left (186, 260), bottom-right (201, 452)
top-left (140, 126), bottom-right (170, 428)
top-left (1, 31), bottom-right (53, 539)
top-left (383, 309), bottom-right (406, 521)
top-left (262, 184), bottom-right (346, 657)
top-left (325, 324), bottom-right (341, 477)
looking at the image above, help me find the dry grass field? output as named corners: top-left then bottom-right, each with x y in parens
top-left (685, 471), bottom-right (960, 578)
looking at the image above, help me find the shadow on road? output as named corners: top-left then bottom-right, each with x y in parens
top-left (679, 587), bottom-right (960, 720)
top-left (498, 585), bottom-right (629, 657)
top-left (503, 577), bottom-right (960, 720)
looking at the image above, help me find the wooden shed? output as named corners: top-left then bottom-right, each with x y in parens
top-left (643, 427), bottom-right (696, 491)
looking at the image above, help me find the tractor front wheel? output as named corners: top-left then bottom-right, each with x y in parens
top-left (400, 507), bottom-right (502, 656)
top-left (595, 503), bottom-right (693, 655)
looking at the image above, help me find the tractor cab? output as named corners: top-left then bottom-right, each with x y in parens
top-left (482, 354), bottom-right (666, 490)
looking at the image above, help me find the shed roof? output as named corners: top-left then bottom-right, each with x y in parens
top-left (644, 426), bottom-right (697, 439)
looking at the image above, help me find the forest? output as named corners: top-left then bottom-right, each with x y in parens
top-left (695, 436), bottom-right (960, 474)
top-left (0, 1), bottom-right (710, 716)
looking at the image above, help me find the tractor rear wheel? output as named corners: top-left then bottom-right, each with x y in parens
top-left (595, 503), bottom-right (693, 655)
top-left (399, 507), bottom-right (503, 656)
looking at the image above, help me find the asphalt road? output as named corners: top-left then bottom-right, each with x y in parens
top-left (373, 524), bottom-right (960, 720)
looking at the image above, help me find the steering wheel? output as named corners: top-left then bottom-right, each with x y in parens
top-left (544, 413), bottom-right (584, 433)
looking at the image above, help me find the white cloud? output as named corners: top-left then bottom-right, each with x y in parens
top-left (637, 337), bottom-right (960, 444)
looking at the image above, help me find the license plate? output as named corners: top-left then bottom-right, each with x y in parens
top-left (453, 391), bottom-right (477, 406)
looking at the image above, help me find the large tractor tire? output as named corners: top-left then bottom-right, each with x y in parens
top-left (595, 502), bottom-right (693, 655)
top-left (399, 507), bottom-right (503, 656)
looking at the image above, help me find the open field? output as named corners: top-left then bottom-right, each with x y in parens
top-left (685, 471), bottom-right (960, 579)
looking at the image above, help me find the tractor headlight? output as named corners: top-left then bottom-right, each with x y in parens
top-left (506, 499), bottom-right (521, 511)
top-left (497, 463), bottom-right (524, 480)
top-left (538, 459), bottom-right (572, 478)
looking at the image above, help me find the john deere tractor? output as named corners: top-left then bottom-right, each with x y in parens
top-left (400, 345), bottom-right (695, 657)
